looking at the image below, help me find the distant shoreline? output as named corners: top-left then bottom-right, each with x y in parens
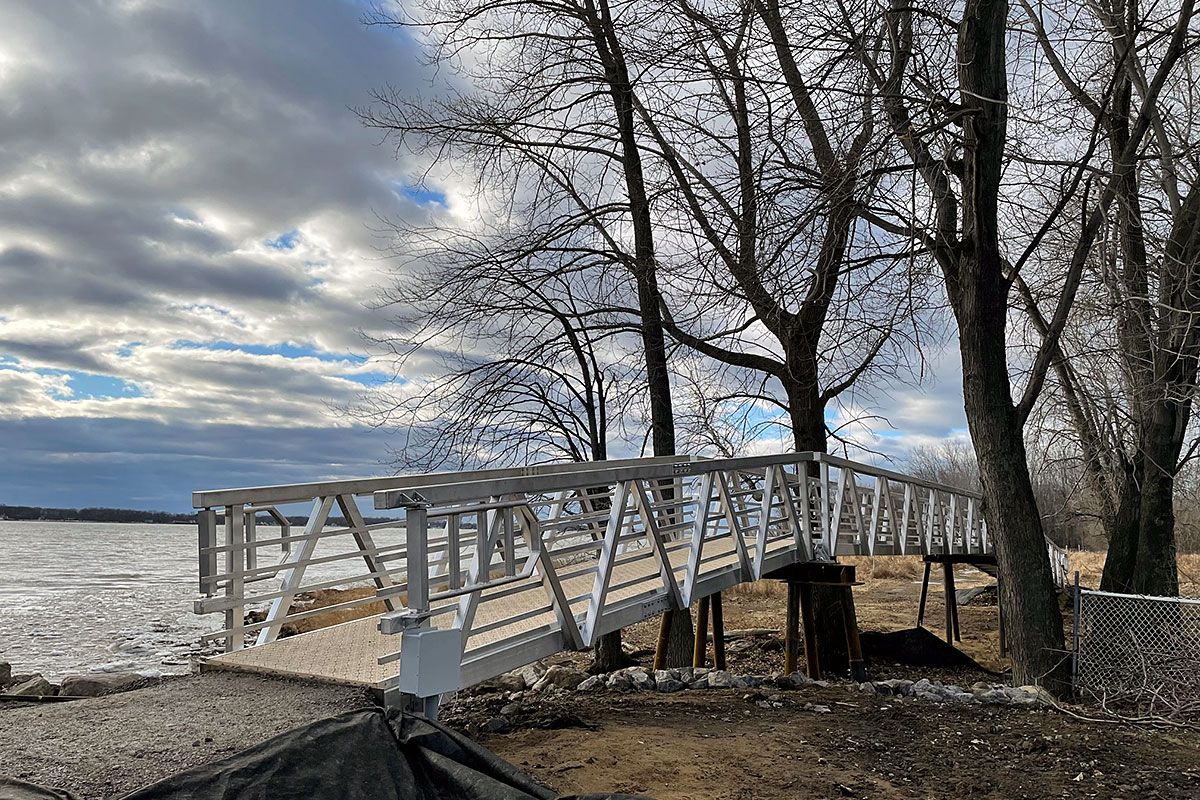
top-left (0, 505), bottom-right (398, 526)
top-left (0, 505), bottom-right (196, 524)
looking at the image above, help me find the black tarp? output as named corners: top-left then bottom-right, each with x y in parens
top-left (5, 709), bottom-right (649, 800)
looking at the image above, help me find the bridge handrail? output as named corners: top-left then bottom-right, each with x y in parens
top-left (192, 454), bottom-right (695, 508)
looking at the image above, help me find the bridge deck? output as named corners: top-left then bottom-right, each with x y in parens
top-left (205, 544), bottom-right (750, 687)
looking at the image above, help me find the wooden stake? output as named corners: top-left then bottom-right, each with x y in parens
top-left (799, 582), bottom-right (821, 680)
top-left (693, 595), bottom-right (710, 668)
top-left (917, 560), bottom-right (932, 627)
top-left (784, 581), bottom-right (801, 675)
top-left (711, 592), bottom-right (726, 669)
top-left (842, 585), bottom-right (866, 682)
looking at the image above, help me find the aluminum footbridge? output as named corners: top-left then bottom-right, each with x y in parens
top-left (193, 451), bottom-right (1067, 699)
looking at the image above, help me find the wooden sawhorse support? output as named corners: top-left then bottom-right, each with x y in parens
top-left (765, 561), bottom-right (865, 682)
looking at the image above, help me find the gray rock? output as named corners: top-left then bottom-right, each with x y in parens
top-left (500, 702), bottom-right (522, 716)
top-left (781, 672), bottom-right (814, 689)
top-left (976, 688), bottom-right (1013, 705)
top-left (689, 675), bottom-right (710, 689)
top-left (531, 665), bottom-right (587, 693)
top-left (803, 703), bottom-right (832, 714)
top-left (707, 669), bottom-right (733, 688)
top-left (60, 673), bottom-right (142, 698)
top-left (6, 675), bottom-right (55, 697)
top-left (878, 678), bottom-right (913, 696)
top-left (628, 669), bottom-right (654, 691)
top-left (912, 678), bottom-right (934, 694)
top-left (480, 717), bottom-right (511, 733)
top-left (656, 678), bottom-right (687, 693)
top-left (654, 669), bottom-right (680, 685)
top-left (518, 663), bottom-right (546, 687)
top-left (0, 662), bottom-right (10, 686)
top-left (576, 675), bottom-right (605, 692)
top-left (495, 673), bottom-right (527, 693)
top-left (691, 667), bottom-right (709, 679)
top-left (605, 673), bottom-right (633, 692)
top-left (1015, 684), bottom-right (1055, 706)
top-left (731, 675), bottom-right (763, 689)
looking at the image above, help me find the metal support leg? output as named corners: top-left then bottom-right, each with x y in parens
top-left (423, 695), bottom-right (440, 721)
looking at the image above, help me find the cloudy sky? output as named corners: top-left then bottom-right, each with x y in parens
top-left (0, 0), bottom-right (967, 512)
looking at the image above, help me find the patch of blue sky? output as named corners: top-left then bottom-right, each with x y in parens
top-left (116, 341), bottom-right (142, 358)
top-left (398, 183), bottom-right (448, 207)
top-left (36, 369), bottom-right (144, 400)
top-left (265, 229), bottom-right (301, 250)
top-left (173, 339), bottom-right (367, 364)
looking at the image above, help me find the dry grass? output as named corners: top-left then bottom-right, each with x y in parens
top-left (842, 555), bottom-right (926, 581)
top-left (1068, 550), bottom-right (1200, 595)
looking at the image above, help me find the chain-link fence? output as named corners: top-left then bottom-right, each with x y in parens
top-left (1073, 586), bottom-right (1200, 720)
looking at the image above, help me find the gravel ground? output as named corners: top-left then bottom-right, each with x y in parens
top-left (0, 671), bottom-right (374, 798)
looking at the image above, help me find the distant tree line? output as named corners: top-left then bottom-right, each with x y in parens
top-left (0, 505), bottom-right (396, 527)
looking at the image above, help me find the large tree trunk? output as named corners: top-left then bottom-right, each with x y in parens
top-left (1100, 457), bottom-right (1142, 592)
top-left (1133, 405), bottom-right (1183, 596)
top-left (784, 377), bottom-right (856, 676)
top-left (583, 0), bottom-right (687, 666)
top-left (954, 0), bottom-right (1069, 691)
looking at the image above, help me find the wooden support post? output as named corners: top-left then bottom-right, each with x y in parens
top-left (693, 595), bottom-right (711, 668)
top-left (784, 581), bottom-right (801, 675)
top-left (942, 562), bottom-right (960, 644)
top-left (711, 592), bottom-right (726, 669)
top-left (842, 585), bottom-right (866, 682)
top-left (917, 560), bottom-right (932, 627)
top-left (799, 582), bottom-right (821, 680)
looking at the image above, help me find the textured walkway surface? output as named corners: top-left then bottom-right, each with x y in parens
top-left (0, 672), bottom-right (369, 798)
top-left (206, 545), bottom-right (749, 687)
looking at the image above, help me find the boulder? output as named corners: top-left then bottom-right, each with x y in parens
top-left (688, 675), bottom-right (709, 689)
top-left (656, 678), bottom-right (687, 693)
top-left (707, 669), bottom-right (733, 689)
top-left (518, 663), bottom-right (546, 687)
top-left (531, 665), bottom-right (587, 693)
top-left (60, 673), bottom-right (142, 697)
top-left (576, 675), bottom-right (606, 692)
top-left (605, 673), bottom-right (633, 692)
top-left (779, 672), bottom-right (814, 690)
top-left (0, 662), bottom-right (10, 685)
top-left (6, 675), bottom-right (55, 697)
top-left (653, 669), bottom-right (679, 685)
top-left (628, 669), bottom-right (655, 691)
top-left (731, 675), bottom-right (764, 689)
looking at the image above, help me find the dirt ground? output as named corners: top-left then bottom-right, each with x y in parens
top-left (449, 556), bottom-right (1200, 800)
top-left (470, 690), bottom-right (1199, 800)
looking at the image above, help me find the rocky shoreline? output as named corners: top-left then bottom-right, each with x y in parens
top-left (0, 660), bottom-right (158, 700)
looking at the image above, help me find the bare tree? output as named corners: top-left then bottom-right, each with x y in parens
top-left (359, 0), bottom-right (694, 667)
top-left (836, 0), bottom-right (1195, 689)
top-left (1015, 0), bottom-right (1200, 596)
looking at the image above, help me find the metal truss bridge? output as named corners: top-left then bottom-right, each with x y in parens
top-left (192, 451), bottom-right (1068, 704)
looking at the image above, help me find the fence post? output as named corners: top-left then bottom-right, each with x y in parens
top-left (1071, 570), bottom-right (1081, 689)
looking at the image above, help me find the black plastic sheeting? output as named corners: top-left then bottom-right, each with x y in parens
top-left (4, 709), bottom-right (650, 800)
